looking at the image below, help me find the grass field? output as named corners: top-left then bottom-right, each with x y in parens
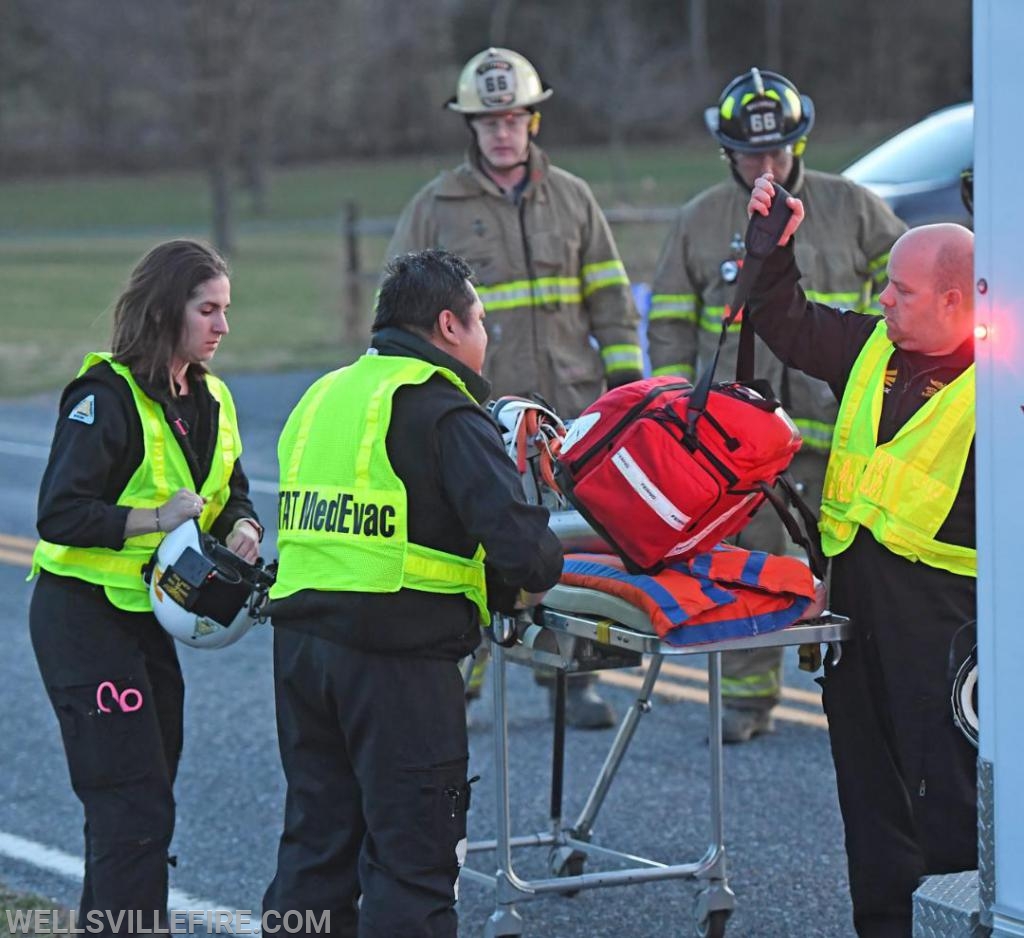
top-left (0, 134), bottom-right (882, 398)
top-left (0, 883), bottom-right (66, 937)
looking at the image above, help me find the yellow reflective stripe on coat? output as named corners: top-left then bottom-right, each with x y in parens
top-left (721, 670), bottom-right (781, 699)
top-left (652, 363), bottom-right (696, 380)
top-left (476, 277), bottom-right (581, 311)
top-left (867, 252), bottom-right (891, 277)
top-left (601, 344), bottom-right (644, 374)
top-left (649, 293), bottom-right (697, 322)
top-left (581, 260), bottom-right (629, 298)
top-left (792, 418), bottom-right (834, 453)
top-left (863, 251), bottom-right (893, 313)
top-left (819, 322), bottom-right (976, 576)
top-left (695, 291), bottom-right (863, 334)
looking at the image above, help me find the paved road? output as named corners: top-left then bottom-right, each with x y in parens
top-left (0, 370), bottom-right (855, 937)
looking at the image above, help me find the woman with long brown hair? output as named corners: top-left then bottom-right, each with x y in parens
top-left (29, 239), bottom-right (262, 930)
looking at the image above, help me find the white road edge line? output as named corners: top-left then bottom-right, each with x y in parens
top-left (0, 440), bottom-right (50, 459)
top-left (248, 480), bottom-right (277, 495)
top-left (0, 830), bottom-right (242, 932)
top-left (0, 436), bottom-right (279, 496)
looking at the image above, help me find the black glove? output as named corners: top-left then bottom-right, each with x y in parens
top-left (606, 369), bottom-right (643, 391)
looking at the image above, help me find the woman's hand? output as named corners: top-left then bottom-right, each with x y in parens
top-left (124, 488), bottom-right (205, 539)
top-left (161, 488), bottom-right (207, 531)
top-left (225, 518), bottom-right (261, 563)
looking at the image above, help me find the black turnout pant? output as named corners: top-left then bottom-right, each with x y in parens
top-left (30, 571), bottom-right (183, 935)
top-left (263, 628), bottom-right (472, 938)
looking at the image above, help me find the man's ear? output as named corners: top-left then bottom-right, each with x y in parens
top-left (436, 308), bottom-right (459, 343)
top-left (941, 287), bottom-right (964, 317)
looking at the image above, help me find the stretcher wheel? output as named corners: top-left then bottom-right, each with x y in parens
top-left (695, 909), bottom-right (729, 938)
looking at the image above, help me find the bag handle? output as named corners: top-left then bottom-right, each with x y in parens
top-left (688, 183), bottom-right (794, 426)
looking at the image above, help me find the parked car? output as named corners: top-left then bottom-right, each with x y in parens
top-left (842, 102), bottom-right (973, 227)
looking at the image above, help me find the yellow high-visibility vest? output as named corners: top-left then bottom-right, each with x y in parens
top-left (32, 353), bottom-right (240, 610)
top-left (819, 322), bottom-right (975, 576)
top-left (272, 353), bottom-right (489, 622)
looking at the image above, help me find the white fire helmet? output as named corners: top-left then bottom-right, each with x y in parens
top-left (145, 520), bottom-right (276, 650)
top-left (488, 395), bottom-right (567, 510)
top-left (447, 48), bottom-right (552, 115)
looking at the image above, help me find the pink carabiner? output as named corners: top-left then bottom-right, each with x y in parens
top-left (119, 688), bottom-right (143, 712)
top-left (96, 680), bottom-right (144, 713)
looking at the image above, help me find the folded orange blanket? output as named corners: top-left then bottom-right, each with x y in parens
top-left (561, 545), bottom-right (817, 646)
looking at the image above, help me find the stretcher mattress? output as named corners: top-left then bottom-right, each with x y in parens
top-left (543, 581), bottom-right (656, 634)
top-left (544, 548), bottom-right (820, 647)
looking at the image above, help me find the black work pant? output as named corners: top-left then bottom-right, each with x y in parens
top-left (263, 628), bottom-right (471, 938)
top-left (30, 571), bottom-right (183, 935)
top-left (820, 632), bottom-right (977, 938)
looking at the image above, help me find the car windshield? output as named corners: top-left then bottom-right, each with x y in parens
top-left (844, 103), bottom-right (973, 184)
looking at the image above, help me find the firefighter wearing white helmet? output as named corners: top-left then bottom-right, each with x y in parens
top-left (447, 47), bottom-right (553, 114)
top-left (648, 68), bottom-right (906, 743)
top-left (386, 47), bottom-right (644, 729)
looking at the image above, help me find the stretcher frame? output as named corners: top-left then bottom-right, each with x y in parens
top-left (461, 609), bottom-right (850, 938)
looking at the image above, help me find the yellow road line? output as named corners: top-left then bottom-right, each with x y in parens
top-left (658, 660), bottom-right (823, 706)
top-left (0, 546), bottom-right (33, 568)
top-left (0, 533), bottom-right (36, 550)
top-left (599, 670), bottom-right (829, 730)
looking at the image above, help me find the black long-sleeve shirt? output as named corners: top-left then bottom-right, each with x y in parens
top-left (37, 360), bottom-right (258, 550)
top-left (270, 328), bottom-right (564, 659)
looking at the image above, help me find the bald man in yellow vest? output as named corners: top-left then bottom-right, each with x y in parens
top-left (746, 174), bottom-right (976, 938)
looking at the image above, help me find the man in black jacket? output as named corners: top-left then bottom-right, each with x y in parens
top-left (746, 176), bottom-right (977, 938)
top-left (263, 249), bottom-right (564, 937)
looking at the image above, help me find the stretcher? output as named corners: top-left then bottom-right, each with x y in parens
top-left (460, 580), bottom-right (850, 938)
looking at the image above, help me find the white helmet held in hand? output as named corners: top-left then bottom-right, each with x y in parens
top-left (145, 520), bottom-right (276, 650)
top-left (488, 395), bottom-right (567, 510)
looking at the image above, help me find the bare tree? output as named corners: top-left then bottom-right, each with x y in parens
top-left (336, 0), bottom-right (458, 155)
top-left (179, 0), bottom-right (342, 250)
top-left (490, 0), bottom-right (517, 45)
top-left (688, 0), bottom-right (710, 83)
top-left (765, 0), bottom-right (783, 71)
top-left (539, 0), bottom-right (687, 201)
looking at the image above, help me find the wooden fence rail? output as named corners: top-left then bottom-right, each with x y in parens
top-left (340, 200), bottom-right (679, 334)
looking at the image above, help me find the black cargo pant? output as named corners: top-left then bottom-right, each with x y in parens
top-left (822, 545), bottom-right (977, 938)
top-left (263, 628), bottom-right (472, 938)
top-left (30, 571), bottom-right (182, 934)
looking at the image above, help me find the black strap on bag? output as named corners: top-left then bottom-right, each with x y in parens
top-left (688, 183), bottom-right (794, 425)
top-left (759, 476), bottom-right (827, 581)
top-left (686, 185), bottom-right (829, 583)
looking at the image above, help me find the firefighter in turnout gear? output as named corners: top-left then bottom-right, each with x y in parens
top-left (648, 68), bottom-right (906, 743)
top-left (387, 47), bottom-right (642, 729)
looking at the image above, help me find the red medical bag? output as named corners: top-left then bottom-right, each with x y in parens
top-left (555, 376), bottom-right (802, 573)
